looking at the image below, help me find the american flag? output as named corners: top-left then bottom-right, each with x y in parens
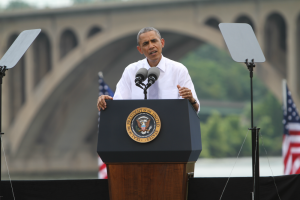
top-left (282, 81), bottom-right (300, 175)
top-left (98, 72), bottom-right (114, 179)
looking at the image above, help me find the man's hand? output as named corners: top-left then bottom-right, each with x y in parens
top-left (177, 85), bottom-right (194, 102)
top-left (97, 95), bottom-right (113, 111)
top-left (177, 85), bottom-right (199, 111)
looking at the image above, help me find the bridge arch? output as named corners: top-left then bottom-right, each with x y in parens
top-left (7, 33), bottom-right (26, 124)
top-left (33, 31), bottom-right (52, 86)
top-left (60, 29), bottom-right (79, 59)
top-left (204, 17), bottom-right (221, 30)
top-left (0, 0), bottom-right (298, 172)
top-left (264, 12), bottom-right (287, 77)
top-left (87, 26), bottom-right (102, 38)
top-left (11, 25), bottom-right (225, 157)
top-left (234, 15), bottom-right (255, 32)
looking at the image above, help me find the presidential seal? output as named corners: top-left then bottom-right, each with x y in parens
top-left (126, 107), bottom-right (161, 143)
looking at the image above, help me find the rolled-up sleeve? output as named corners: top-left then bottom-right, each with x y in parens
top-left (113, 67), bottom-right (131, 100)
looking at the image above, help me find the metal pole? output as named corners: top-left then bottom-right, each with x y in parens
top-left (0, 74), bottom-right (2, 199)
top-left (250, 70), bottom-right (253, 128)
top-left (0, 66), bottom-right (7, 200)
top-left (250, 72), bottom-right (260, 200)
top-left (245, 59), bottom-right (260, 200)
top-left (254, 128), bottom-right (260, 200)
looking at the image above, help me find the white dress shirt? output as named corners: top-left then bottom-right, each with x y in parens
top-left (113, 55), bottom-right (200, 112)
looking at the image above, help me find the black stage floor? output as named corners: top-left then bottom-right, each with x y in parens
top-left (1, 175), bottom-right (299, 200)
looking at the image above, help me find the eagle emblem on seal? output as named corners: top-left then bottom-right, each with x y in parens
top-left (126, 107), bottom-right (161, 143)
top-left (136, 116), bottom-right (152, 134)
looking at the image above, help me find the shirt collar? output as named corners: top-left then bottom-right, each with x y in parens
top-left (143, 55), bottom-right (165, 72)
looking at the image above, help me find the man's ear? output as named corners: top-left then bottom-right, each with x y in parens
top-left (161, 38), bottom-right (165, 48)
top-left (137, 46), bottom-right (143, 54)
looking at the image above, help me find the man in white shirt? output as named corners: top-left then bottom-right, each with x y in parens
top-left (97, 27), bottom-right (200, 112)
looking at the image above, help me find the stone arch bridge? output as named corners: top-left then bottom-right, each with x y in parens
top-left (0, 0), bottom-right (299, 174)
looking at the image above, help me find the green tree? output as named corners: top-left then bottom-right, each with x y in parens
top-left (72, 0), bottom-right (124, 4)
top-left (6, 1), bottom-right (34, 10)
top-left (72, 0), bottom-right (97, 4)
top-left (200, 111), bottom-right (252, 158)
top-left (180, 44), bottom-right (283, 158)
top-left (180, 44), bottom-right (268, 102)
top-left (243, 92), bottom-right (283, 155)
top-left (199, 92), bottom-right (283, 158)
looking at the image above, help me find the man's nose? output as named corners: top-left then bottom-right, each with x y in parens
top-left (149, 41), bottom-right (154, 49)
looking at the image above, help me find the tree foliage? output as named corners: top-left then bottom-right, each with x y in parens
top-left (180, 44), bottom-right (268, 102)
top-left (200, 111), bottom-right (252, 158)
top-left (180, 44), bottom-right (283, 157)
top-left (5, 1), bottom-right (34, 10)
top-left (200, 95), bottom-right (282, 158)
top-left (243, 92), bottom-right (283, 155)
top-left (72, 0), bottom-right (98, 4)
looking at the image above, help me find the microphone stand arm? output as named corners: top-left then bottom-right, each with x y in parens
top-left (135, 83), bottom-right (144, 90)
top-left (143, 83), bottom-right (153, 100)
top-left (143, 88), bottom-right (147, 100)
top-left (136, 83), bottom-right (148, 100)
top-left (136, 75), bottom-right (158, 100)
top-left (135, 74), bottom-right (158, 100)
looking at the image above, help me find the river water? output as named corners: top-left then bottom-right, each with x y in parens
top-left (195, 157), bottom-right (283, 177)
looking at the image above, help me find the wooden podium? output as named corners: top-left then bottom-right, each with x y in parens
top-left (97, 99), bottom-right (201, 200)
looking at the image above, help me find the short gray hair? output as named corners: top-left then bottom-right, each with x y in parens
top-left (137, 27), bottom-right (162, 45)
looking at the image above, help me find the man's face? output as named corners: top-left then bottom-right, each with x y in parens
top-left (137, 31), bottom-right (165, 62)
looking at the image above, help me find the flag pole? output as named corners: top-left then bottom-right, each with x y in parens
top-left (97, 71), bottom-right (109, 179)
top-left (98, 71), bottom-right (103, 79)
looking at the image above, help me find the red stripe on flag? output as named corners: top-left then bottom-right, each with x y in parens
top-left (283, 135), bottom-right (300, 174)
top-left (98, 156), bottom-right (107, 179)
top-left (100, 163), bottom-right (107, 171)
top-left (289, 131), bottom-right (300, 135)
top-left (284, 142), bottom-right (300, 166)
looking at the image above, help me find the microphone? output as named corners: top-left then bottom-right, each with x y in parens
top-left (135, 68), bottom-right (148, 86)
top-left (146, 67), bottom-right (160, 88)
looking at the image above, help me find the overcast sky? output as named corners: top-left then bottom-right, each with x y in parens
top-left (0, 0), bottom-right (73, 8)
